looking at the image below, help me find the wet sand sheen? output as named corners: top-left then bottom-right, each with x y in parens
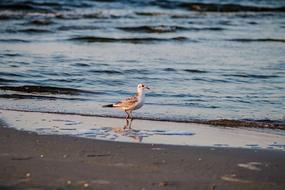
top-left (0, 122), bottom-right (285, 190)
top-left (1, 109), bottom-right (285, 150)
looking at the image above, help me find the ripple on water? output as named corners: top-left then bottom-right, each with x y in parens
top-left (0, 0), bottom-right (285, 123)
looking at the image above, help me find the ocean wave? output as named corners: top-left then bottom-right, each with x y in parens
top-left (18, 28), bottom-right (54, 33)
top-left (63, 25), bottom-right (224, 33)
top-left (223, 74), bottom-right (279, 79)
top-left (198, 119), bottom-right (285, 130)
top-left (0, 94), bottom-right (87, 101)
top-left (0, 2), bottom-right (57, 13)
top-left (0, 1), bottom-right (89, 11)
top-left (134, 11), bottom-right (164, 16)
top-left (229, 38), bottom-right (285, 43)
top-left (0, 85), bottom-right (95, 95)
top-left (71, 63), bottom-right (91, 67)
top-left (89, 69), bottom-right (122, 75)
top-left (154, 1), bottom-right (285, 12)
top-left (53, 11), bottom-right (134, 20)
top-left (58, 25), bottom-right (99, 31)
top-left (184, 69), bottom-right (208, 73)
top-left (1, 52), bottom-right (22, 57)
top-left (0, 72), bottom-right (26, 77)
top-left (118, 25), bottom-right (183, 33)
top-left (1, 1), bottom-right (284, 15)
top-left (192, 77), bottom-right (230, 83)
top-left (69, 36), bottom-right (189, 43)
top-left (124, 69), bottom-right (151, 75)
top-left (163, 68), bottom-right (177, 72)
top-left (0, 39), bottom-right (29, 43)
top-left (0, 11), bottom-right (58, 20)
top-left (181, 3), bottom-right (285, 12)
top-left (29, 18), bottom-right (54, 25)
top-left (0, 78), bottom-right (16, 84)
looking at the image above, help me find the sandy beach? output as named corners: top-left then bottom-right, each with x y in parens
top-left (1, 120), bottom-right (285, 190)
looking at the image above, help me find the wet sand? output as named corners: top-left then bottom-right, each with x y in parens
top-left (0, 122), bottom-right (285, 190)
top-left (1, 109), bottom-right (285, 150)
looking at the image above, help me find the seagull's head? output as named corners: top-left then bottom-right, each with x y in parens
top-left (137, 83), bottom-right (150, 92)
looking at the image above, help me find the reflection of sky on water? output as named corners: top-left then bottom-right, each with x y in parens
top-left (2, 109), bottom-right (285, 150)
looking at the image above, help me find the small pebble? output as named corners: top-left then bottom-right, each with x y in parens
top-left (84, 183), bottom-right (89, 188)
top-left (26, 173), bottom-right (31, 177)
top-left (159, 181), bottom-right (168, 187)
top-left (40, 154), bottom-right (44, 158)
top-left (63, 154), bottom-right (67, 158)
top-left (198, 158), bottom-right (202, 161)
top-left (67, 180), bottom-right (71, 185)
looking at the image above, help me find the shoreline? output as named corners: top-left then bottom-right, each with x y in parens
top-left (1, 109), bottom-right (285, 150)
top-left (1, 124), bottom-right (285, 190)
top-left (1, 108), bottom-right (285, 130)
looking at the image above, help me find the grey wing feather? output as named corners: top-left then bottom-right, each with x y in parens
top-left (113, 96), bottom-right (138, 108)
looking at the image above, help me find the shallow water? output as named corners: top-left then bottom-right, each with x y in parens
top-left (0, 0), bottom-right (285, 124)
top-left (2, 109), bottom-right (285, 150)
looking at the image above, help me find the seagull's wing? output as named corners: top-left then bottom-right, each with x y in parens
top-left (113, 95), bottom-right (138, 108)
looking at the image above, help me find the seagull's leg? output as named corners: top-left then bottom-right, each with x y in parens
top-left (124, 110), bottom-right (130, 129)
top-left (129, 111), bottom-right (133, 129)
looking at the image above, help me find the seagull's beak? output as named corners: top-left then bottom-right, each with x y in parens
top-left (145, 86), bottom-right (150, 90)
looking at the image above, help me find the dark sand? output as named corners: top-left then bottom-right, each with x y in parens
top-left (0, 123), bottom-right (285, 190)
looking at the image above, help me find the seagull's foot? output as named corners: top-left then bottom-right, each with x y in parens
top-left (123, 125), bottom-right (132, 131)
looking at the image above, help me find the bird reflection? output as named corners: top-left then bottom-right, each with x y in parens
top-left (112, 126), bottom-right (144, 143)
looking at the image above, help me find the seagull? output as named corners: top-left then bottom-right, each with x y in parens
top-left (103, 83), bottom-right (150, 129)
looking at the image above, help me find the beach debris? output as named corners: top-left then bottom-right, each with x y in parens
top-left (238, 162), bottom-right (262, 171)
top-left (92, 179), bottom-right (110, 185)
top-left (84, 183), bottom-right (89, 188)
top-left (78, 181), bottom-right (90, 188)
top-left (151, 147), bottom-right (164, 151)
top-left (86, 153), bottom-right (111, 158)
top-left (113, 162), bottom-right (134, 167)
top-left (159, 181), bottom-right (169, 187)
top-left (26, 172), bottom-right (31, 177)
top-left (221, 174), bottom-right (251, 183)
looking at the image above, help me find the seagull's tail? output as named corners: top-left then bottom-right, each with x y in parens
top-left (102, 104), bottom-right (114, 108)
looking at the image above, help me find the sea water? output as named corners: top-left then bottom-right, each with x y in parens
top-left (0, 0), bottom-right (285, 125)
